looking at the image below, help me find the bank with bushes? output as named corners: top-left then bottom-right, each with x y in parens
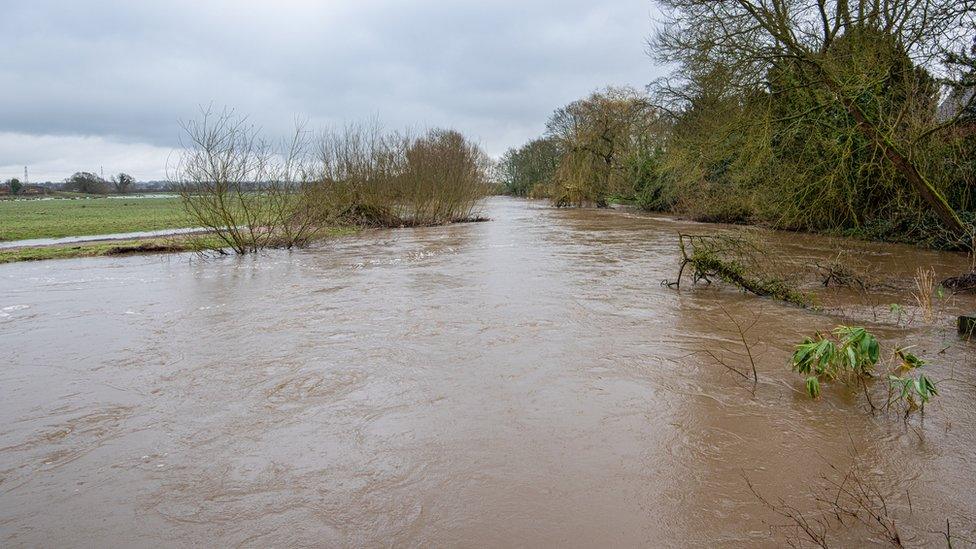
top-left (500, 2), bottom-right (975, 250)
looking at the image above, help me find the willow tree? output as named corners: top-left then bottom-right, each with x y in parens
top-left (653, 0), bottom-right (975, 241)
top-left (545, 87), bottom-right (660, 207)
top-left (499, 137), bottom-right (562, 197)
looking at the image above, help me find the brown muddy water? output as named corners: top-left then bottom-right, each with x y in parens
top-left (1, 197), bottom-right (975, 547)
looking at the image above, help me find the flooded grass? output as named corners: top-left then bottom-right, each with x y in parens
top-left (0, 235), bottom-right (224, 263)
top-left (0, 227), bottom-right (359, 263)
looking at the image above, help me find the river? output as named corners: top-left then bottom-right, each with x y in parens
top-left (1, 197), bottom-right (975, 546)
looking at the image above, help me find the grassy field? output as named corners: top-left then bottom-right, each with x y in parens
top-left (0, 196), bottom-right (193, 241)
top-left (0, 195), bottom-right (362, 264)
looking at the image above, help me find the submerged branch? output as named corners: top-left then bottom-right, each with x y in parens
top-left (669, 233), bottom-right (811, 307)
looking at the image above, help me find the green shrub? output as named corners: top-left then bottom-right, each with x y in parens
top-left (790, 326), bottom-right (939, 414)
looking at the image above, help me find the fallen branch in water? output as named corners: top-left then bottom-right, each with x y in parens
top-left (667, 233), bottom-right (811, 307)
top-left (702, 306), bottom-right (762, 389)
top-left (942, 272), bottom-right (976, 294)
top-left (744, 444), bottom-right (975, 547)
top-left (813, 251), bottom-right (898, 293)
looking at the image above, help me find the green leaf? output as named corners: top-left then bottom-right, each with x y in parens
top-left (865, 336), bottom-right (879, 364)
top-left (805, 376), bottom-right (821, 399)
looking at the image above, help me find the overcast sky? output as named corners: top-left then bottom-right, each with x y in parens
top-left (1, 0), bottom-right (665, 182)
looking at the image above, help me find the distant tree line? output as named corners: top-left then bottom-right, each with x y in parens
top-left (502, 0), bottom-right (976, 249)
top-left (2, 173), bottom-right (167, 197)
top-left (2, 177), bottom-right (51, 197)
top-left (60, 171), bottom-right (136, 194)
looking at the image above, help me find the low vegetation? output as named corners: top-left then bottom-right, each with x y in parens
top-left (791, 326), bottom-right (882, 400)
top-left (791, 325), bottom-right (938, 414)
top-left (0, 235), bottom-right (222, 263)
top-left (0, 226), bottom-right (361, 264)
top-left (748, 445), bottom-right (966, 547)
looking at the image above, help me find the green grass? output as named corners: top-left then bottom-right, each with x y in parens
top-left (0, 193), bottom-right (362, 263)
top-left (0, 197), bottom-right (193, 241)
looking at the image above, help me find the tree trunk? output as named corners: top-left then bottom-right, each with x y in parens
top-left (767, 26), bottom-right (970, 242)
top-left (838, 94), bottom-right (968, 238)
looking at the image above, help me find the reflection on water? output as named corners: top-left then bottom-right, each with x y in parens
top-left (1, 197), bottom-right (974, 546)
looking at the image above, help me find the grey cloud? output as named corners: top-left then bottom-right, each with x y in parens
top-left (2, 0), bottom-right (664, 180)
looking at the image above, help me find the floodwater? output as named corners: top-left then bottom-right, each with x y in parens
top-left (0, 227), bottom-right (207, 250)
top-left (1, 197), bottom-right (975, 547)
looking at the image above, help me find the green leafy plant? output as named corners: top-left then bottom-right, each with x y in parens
top-left (791, 326), bottom-right (880, 398)
top-left (791, 329), bottom-right (939, 415)
top-left (895, 347), bottom-right (926, 369)
top-left (888, 303), bottom-right (905, 325)
top-left (888, 347), bottom-right (938, 413)
top-left (888, 374), bottom-right (938, 412)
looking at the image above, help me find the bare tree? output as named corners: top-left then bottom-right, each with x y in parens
top-left (171, 108), bottom-right (321, 254)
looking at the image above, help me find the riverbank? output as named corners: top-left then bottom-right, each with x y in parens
top-left (0, 227), bottom-right (360, 264)
top-left (0, 234), bottom-right (225, 263)
top-left (0, 194), bottom-right (362, 263)
top-left (598, 197), bottom-right (975, 251)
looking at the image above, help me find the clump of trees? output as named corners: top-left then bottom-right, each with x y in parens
top-left (546, 87), bottom-right (663, 207)
top-left (313, 122), bottom-right (491, 227)
top-left (502, 1), bottom-right (976, 249)
top-left (501, 87), bottom-right (665, 207)
top-left (63, 172), bottom-right (110, 194)
top-left (113, 173), bottom-right (135, 194)
top-left (652, 0), bottom-right (976, 247)
top-left (498, 137), bottom-right (561, 197)
top-left (173, 109), bottom-right (491, 255)
top-left (5, 178), bottom-right (23, 195)
top-left (58, 171), bottom-right (136, 195)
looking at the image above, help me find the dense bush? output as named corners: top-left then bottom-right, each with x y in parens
top-left (504, 3), bottom-right (975, 249)
top-left (649, 2), bottom-right (976, 248)
top-left (63, 172), bottom-right (110, 194)
top-left (312, 124), bottom-right (490, 227)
